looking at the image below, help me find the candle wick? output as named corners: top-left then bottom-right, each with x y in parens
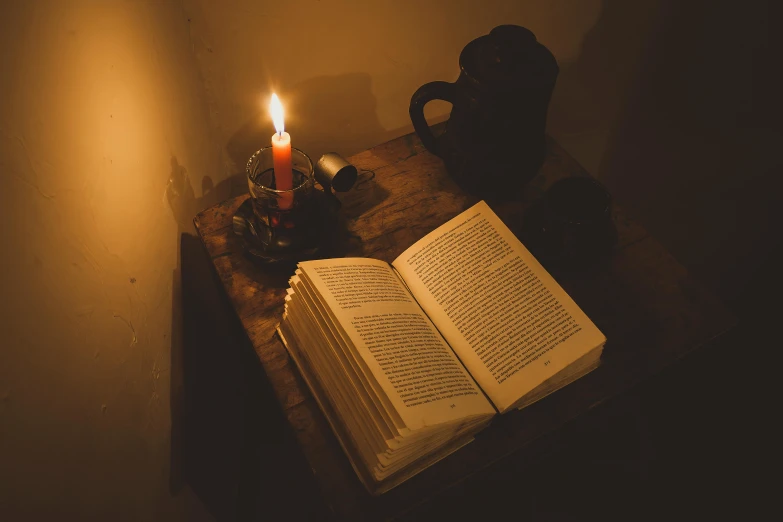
top-left (278, 130), bottom-right (282, 138)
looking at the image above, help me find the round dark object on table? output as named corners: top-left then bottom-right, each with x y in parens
top-left (522, 176), bottom-right (617, 269)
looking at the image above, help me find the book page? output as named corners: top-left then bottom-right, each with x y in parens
top-left (392, 201), bottom-right (606, 412)
top-left (297, 258), bottom-right (495, 430)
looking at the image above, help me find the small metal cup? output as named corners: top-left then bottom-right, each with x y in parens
top-left (314, 152), bottom-right (358, 193)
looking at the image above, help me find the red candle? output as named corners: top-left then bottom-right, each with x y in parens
top-left (269, 93), bottom-right (293, 209)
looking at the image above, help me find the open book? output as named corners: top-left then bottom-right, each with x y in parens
top-left (276, 200), bottom-right (605, 494)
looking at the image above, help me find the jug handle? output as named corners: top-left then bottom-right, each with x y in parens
top-left (409, 81), bottom-right (456, 155)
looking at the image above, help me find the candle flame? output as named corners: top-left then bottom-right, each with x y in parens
top-left (270, 93), bottom-right (284, 135)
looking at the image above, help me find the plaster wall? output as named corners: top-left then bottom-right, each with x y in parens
top-left (0, 1), bottom-right (221, 519)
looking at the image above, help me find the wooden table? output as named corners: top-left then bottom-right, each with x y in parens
top-left (194, 130), bottom-right (735, 521)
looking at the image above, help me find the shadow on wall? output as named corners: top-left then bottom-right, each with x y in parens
top-left (226, 72), bottom-right (397, 169)
top-left (545, 0), bottom-right (781, 309)
top-left (547, 0), bottom-right (663, 172)
top-left (165, 157), bottom-right (238, 518)
top-left (593, 0), bottom-right (783, 304)
top-left (165, 156), bottom-right (248, 232)
top-left (164, 156), bottom-right (324, 520)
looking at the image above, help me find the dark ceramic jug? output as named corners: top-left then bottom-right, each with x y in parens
top-left (409, 25), bottom-right (558, 198)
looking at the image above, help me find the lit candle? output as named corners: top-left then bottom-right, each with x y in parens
top-left (269, 93), bottom-right (293, 209)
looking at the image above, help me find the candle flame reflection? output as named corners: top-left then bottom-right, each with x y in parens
top-left (270, 93), bottom-right (285, 135)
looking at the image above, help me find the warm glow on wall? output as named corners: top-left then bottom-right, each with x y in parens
top-left (0, 2), bottom-right (220, 516)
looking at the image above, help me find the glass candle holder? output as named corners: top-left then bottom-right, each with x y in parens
top-left (246, 146), bottom-right (315, 252)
